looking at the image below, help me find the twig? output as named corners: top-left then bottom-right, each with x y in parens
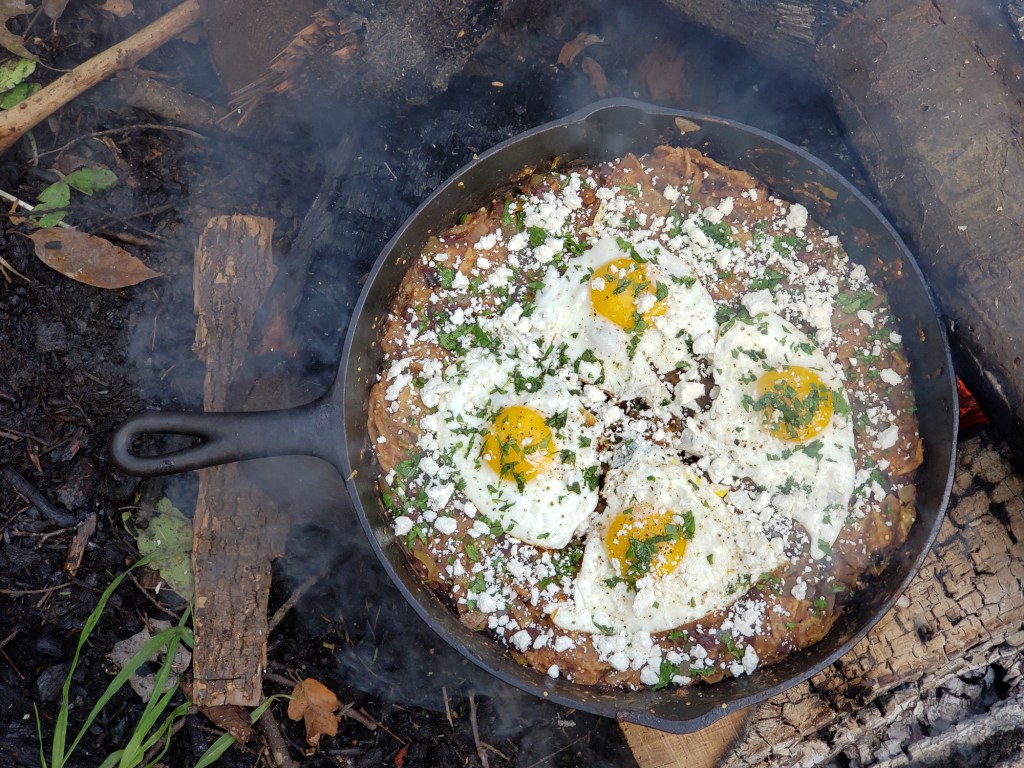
top-left (443, 686), bottom-right (453, 728)
top-left (483, 742), bottom-right (511, 761)
top-left (468, 690), bottom-right (489, 768)
top-left (0, 187), bottom-right (75, 229)
top-left (0, 581), bottom-right (74, 597)
top-left (337, 702), bottom-right (381, 732)
top-left (0, 0), bottom-right (203, 155)
top-left (523, 735), bottom-right (586, 768)
top-left (38, 123), bottom-right (208, 160)
top-left (268, 572), bottom-right (321, 633)
top-left (127, 570), bottom-right (185, 621)
top-left (1, 465), bottom-right (76, 526)
top-left (259, 707), bottom-right (299, 768)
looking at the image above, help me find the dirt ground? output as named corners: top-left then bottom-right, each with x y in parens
top-left (0, 2), bottom-right (859, 766)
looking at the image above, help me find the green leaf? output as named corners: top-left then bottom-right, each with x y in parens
top-left (0, 57), bottom-right (34, 91)
top-left (37, 180), bottom-right (70, 210)
top-left (32, 209), bottom-right (67, 228)
top-left (134, 498), bottom-right (193, 600)
top-left (64, 167), bottom-right (118, 196)
top-left (0, 79), bottom-right (38, 108)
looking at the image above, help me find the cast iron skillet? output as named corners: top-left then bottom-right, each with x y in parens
top-left (111, 99), bottom-right (958, 733)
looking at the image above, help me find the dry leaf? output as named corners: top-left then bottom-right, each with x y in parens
top-left (287, 678), bottom-right (339, 747)
top-left (98, 0), bottom-right (133, 18)
top-left (581, 56), bottom-right (608, 98)
top-left (0, 0), bottom-right (36, 60)
top-left (636, 44), bottom-right (687, 105)
top-left (29, 229), bottom-right (163, 289)
top-left (42, 0), bottom-right (69, 21)
top-left (557, 32), bottom-right (602, 67)
top-left (203, 704), bottom-right (255, 744)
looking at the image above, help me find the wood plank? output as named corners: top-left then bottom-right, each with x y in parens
top-left (191, 215), bottom-right (281, 708)
top-left (622, 709), bottom-right (752, 768)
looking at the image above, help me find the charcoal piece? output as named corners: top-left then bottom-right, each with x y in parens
top-left (33, 662), bottom-right (71, 704)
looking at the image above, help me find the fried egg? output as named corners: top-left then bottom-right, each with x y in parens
top-left (435, 354), bottom-right (601, 548)
top-left (694, 311), bottom-right (856, 555)
top-left (552, 446), bottom-right (782, 634)
top-left (531, 236), bottom-right (717, 407)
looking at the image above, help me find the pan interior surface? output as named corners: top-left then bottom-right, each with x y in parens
top-left (340, 100), bottom-right (957, 732)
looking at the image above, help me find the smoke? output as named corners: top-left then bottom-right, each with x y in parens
top-left (113, 0), bottom-right (860, 759)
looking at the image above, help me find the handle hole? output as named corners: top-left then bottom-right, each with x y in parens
top-left (128, 432), bottom-right (203, 458)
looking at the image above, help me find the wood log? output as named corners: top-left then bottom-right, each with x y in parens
top-left (656, 0), bottom-right (864, 73)
top-left (191, 215), bottom-right (283, 708)
top-left (715, 434), bottom-right (1024, 766)
top-left (203, 0), bottom-right (516, 122)
top-left (0, 0), bottom-right (202, 155)
top-left (817, 0), bottom-right (1024, 441)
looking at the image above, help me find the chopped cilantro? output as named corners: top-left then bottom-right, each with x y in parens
top-left (393, 457), bottom-right (420, 478)
top-left (653, 659), bottom-right (681, 690)
top-left (469, 573), bottom-right (486, 594)
top-left (583, 466), bottom-right (601, 492)
top-left (528, 226), bottom-right (547, 247)
top-left (749, 267), bottom-right (786, 292)
top-left (812, 596), bottom-right (827, 616)
top-left (700, 218), bottom-right (735, 247)
top-left (720, 631), bottom-right (744, 660)
top-left (615, 236), bottom-right (646, 263)
top-left (465, 540), bottom-right (481, 562)
top-left (545, 410), bottom-right (568, 429)
top-left (835, 289), bottom-right (877, 313)
top-left (593, 617), bottom-right (616, 636)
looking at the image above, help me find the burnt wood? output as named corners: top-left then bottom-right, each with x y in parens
top-left (817, 0), bottom-right (1024, 443)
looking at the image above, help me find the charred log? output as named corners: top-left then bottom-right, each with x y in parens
top-left (817, 0), bottom-right (1024, 441)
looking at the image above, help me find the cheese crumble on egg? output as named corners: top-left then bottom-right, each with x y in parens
top-left (367, 146), bottom-right (923, 690)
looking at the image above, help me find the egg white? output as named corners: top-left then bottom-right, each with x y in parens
top-left (552, 446), bottom-right (783, 634)
top-left (695, 312), bottom-right (856, 555)
top-left (531, 236), bottom-right (717, 408)
top-left (435, 354), bottom-right (601, 549)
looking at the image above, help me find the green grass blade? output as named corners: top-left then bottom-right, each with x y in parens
top-left (118, 625), bottom-right (187, 765)
top-left (63, 624), bottom-right (181, 760)
top-left (139, 701), bottom-right (193, 768)
top-left (50, 556), bottom-right (151, 768)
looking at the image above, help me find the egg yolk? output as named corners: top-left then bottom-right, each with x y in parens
top-left (589, 257), bottom-right (667, 330)
top-left (755, 365), bottom-right (834, 442)
top-left (482, 405), bottom-right (556, 484)
top-left (605, 505), bottom-right (690, 583)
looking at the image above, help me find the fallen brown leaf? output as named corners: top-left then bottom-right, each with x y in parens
top-left (636, 43), bottom-right (688, 105)
top-left (557, 31), bottom-right (602, 67)
top-left (581, 56), bottom-right (608, 98)
top-left (203, 704), bottom-right (255, 744)
top-left (287, 678), bottom-right (339, 748)
top-left (0, 0), bottom-right (35, 60)
top-left (98, 0), bottom-right (133, 18)
top-left (29, 229), bottom-right (163, 289)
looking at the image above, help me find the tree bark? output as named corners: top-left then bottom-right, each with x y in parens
top-left (191, 215), bottom-right (285, 708)
top-left (817, 0), bottom-right (1024, 439)
top-left (656, 0), bottom-right (865, 74)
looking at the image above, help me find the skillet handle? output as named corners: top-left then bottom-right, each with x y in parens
top-left (110, 396), bottom-right (341, 477)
